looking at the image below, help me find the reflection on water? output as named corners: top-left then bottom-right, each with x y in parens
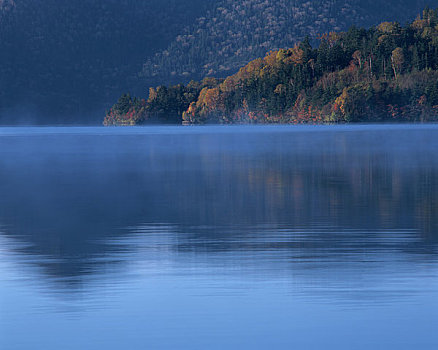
top-left (0, 125), bottom-right (438, 349)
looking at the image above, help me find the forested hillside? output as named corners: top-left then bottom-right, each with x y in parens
top-left (104, 8), bottom-right (438, 125)
top-left (0, 0), bottom-right (433, 124)
top-left (142, 0), bottom-right (431, 84)
top-left (0, 0), bottom-right (215, 123)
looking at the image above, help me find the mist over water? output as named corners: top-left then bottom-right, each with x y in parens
top-left (0, 125), bottom-right (437, 349)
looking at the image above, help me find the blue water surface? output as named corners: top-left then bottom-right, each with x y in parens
top-left (0, 125), bottom-right (437, 349)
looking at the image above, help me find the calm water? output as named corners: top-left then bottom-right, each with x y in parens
top-left (0, 125), bottom-right (437, 349)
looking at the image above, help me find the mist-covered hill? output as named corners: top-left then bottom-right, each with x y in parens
top-left (0, 0), bottom-right (216, 123)
top-left (0, 0), bottom-right (433, 124)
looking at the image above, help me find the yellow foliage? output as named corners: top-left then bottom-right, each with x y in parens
top-left (187, 101), bottom-right (196, 114)
top-left (182, 102), bottom-right (197, 122)
top-left (319, 32), bottom-right (342, 48)
top-left (334, 88), bottom-right (349, 117)
top-left (196, 87), bottom-right (209, 107)
top-left (201, 77), bottom-right (219, 87)
top-left (352, 50), bottom-right (363, 67)
top-left (327, 32), bottom-right (341, 46)
top-left (221, 76), bottom-right (238, 92)
top-left (421, 27), bottom-right (434, 39)
top-left (378, 34), bottom-right (389, 44)
top-left (264, 50), bottom-right (279, 66)
top-left (147, 87), bottom-right (157, 103)
top-left (378, 22), bottom-right (399, 34)
top-left (412, 18), bottom-right (427, 30)
top-left (276, 49), bottom-right (287, 61)
top-left (235, 58), bottom-right (264, 81)
top-left (285, 44), bottom-right (304, 65)
top-left (197, 87), bottom-right (220, 111)
top-left (392, 47), bottom-right (404, 64)
top-left (391, 47), bottom-right (405, 78)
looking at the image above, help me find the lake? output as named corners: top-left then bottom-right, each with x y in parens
top-left (0, 125), bottom-right (437, 349)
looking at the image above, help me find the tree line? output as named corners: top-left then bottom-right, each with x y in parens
top-left (104, 7), bottom-right (438, 125)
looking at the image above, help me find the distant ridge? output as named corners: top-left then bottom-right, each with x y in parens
top-left (142, 0), bottom-right (432, 84)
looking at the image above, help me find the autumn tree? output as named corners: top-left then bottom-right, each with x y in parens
top-left (391, 47), bottom-right (405, 79)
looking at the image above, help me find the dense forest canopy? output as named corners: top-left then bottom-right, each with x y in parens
top-left (143, 0), bottom-right (432, 84)
top-left (104, 7), bottom-right (438, 125)
top-left (0, 0), bottom-right (433, 124)
top-left (0, 0), bottom-right (215, 123)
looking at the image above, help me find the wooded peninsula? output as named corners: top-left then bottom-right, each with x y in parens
top-left (104, 8), bottom-right (438, 125)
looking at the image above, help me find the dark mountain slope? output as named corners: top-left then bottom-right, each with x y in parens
top-left (0, 0), bottom-right (217, 123)
top-left (142, 0), bottom-right (432, 84)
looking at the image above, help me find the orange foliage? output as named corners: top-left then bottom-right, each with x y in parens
top-left (285, 44), bottom-right (304, 65)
